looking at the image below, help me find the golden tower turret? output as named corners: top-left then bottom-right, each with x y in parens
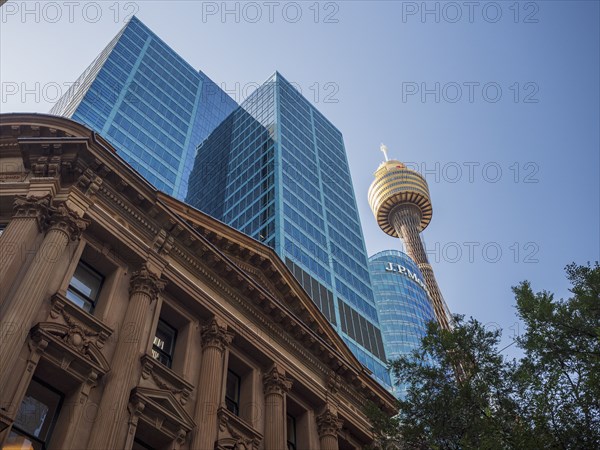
top-left (368, 144), bottom-right (451, 329)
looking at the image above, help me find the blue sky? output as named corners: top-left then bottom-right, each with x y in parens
top-left (2, 1), bottom-right (598, 355)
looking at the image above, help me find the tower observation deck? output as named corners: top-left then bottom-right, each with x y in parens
top-left (368, 145), bottom-right (451, 329)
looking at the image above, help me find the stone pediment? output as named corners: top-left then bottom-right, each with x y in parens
top-left (216, 406), bottom-right (262, 450)
top-left (30, 321), bottom-right (110, 383)
top-left (139, 354), bottom-right (194, 405)
top-left (129, 387), bottom-right (195, 439)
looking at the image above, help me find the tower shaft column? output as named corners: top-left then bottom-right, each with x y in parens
top-left (390, 205), bottom-right (450, 329)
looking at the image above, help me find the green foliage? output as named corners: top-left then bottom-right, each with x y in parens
top-left (366, 262), bottom-right (600, 450)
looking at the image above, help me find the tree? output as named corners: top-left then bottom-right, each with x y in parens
top-left (367, 262), bottom-right (600, 450)
top-left (513, 262), bottom-right (600, 449)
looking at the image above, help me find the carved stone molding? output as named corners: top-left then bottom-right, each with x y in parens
top-left (316, 409), bottom-right (343, 438)
top-left (201, 318), bottom-right (234, 352)
top-left (152, 229), bottom-right (175, 256)
top-left (263, 365), bottom-right (293, 396)
top-left (12, 193), bottom-right (52, 229)
top-left (49, 293), bottom-right (113, 350)
top-left (140, 354), bottom-right (193, 405)
top-left (29, 322), bottom-right (110, 384)
top-left (44, 201), bottom-right (90, 241)
top-left (77, 168), bottom-right (104, 196)
top-left (129, 266), bottom-right (166, 301)
top-left (327, 371), bottom-right (342, 395)
top-left (31, 155), bottom-right (64, 178)
top-left (129, 387), bottom-right (195, 444)
top-left (217, 407), bottom-right (262, 450)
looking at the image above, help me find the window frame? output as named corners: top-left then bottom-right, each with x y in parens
top-left (151, 319), bottom-right (177, 369)
top-left (65, 260), bottom-right (104, 313)
top-left (7, 377), bottom-right (64, 450)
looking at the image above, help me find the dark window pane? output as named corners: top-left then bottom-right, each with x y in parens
top-left (287, 414), bottom-right (296, 450)
top-left (225, 370), bottom-right (240, 416)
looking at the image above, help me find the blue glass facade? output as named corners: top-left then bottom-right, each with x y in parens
top-left (187, 73), bottom-right (391, 387)
top-left (50, 17), bottom-right (237, 199)
top-left (369, 250), bottom-right (436, 398)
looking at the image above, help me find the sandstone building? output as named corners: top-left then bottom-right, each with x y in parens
top-left (0, 114), bottom-right (395, 450)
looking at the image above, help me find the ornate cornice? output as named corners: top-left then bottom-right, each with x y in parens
top-left (77, 168), bottom-right (104, 197)
top-left (200, 318), bottom-right (234, 352)
top-left (12, 193), bottom-right (52, 230)
top-left (129, 266), bottom-right (166, 301)
top-left (44, 201), bottom-right (90, 241)
top-left (263, 365), bottom-right (293, 396)
top-left (317, 409), bottom-right (343, 438)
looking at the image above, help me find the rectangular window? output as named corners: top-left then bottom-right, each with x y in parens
top-left (152, 319), bottom-right (177, 368)
top-left (0, 224), bottom-right (6, 236)
top-left (66, 261), bottom-right (104, 313)
top-left (3, 378), bottom-right (63, 450)
top-left (287, 414), bottom-right (297, 450)
top-left (225, 370), bottom-right (241, 416)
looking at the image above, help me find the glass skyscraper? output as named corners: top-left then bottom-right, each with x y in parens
top-left (187, 73), bottom-right (391, 387)
top-left (50, 16), bottom-right (237, 199)
top-left (369, 249), bottom-right (436, 398)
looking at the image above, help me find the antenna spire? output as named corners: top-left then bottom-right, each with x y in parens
top-left (380, 143), bottom-right (389, 162)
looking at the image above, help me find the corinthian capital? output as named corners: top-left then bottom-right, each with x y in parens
top-left (45, 202), bottom-right (90, 241)
top-left (12, 194), bottom-right (52, 230)
top-left (129, 266), bottom-right (166, 301)
top-left (263, 364), bottom-right (293, 396)
top-left (316, 409), bottom-right (343, 438)
top-left (200, 318), bottom-right (234, 352)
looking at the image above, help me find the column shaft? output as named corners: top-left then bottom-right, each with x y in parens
top-left (264, 392), bottom-right (285, 449)
top-left (86, 268), bottom-right (165, 450)
top-left (263, 365), bottom-right (292, 450)
top-left (0, 195), bottom-right (50, 308)
top-left (191, 319), bottom-right (233, 450)
top-left (0, 228), bottom-right (70, 393)
top-left (320, 434), bottom-right (339, 450)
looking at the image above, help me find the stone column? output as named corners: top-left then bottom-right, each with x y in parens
top-left (191, 318), bottom-right (234, 450)
top-left (0, 194), bottom-right (51, 307)
top-left (316, 408), bottom-right (343, 450)
top-left (86, 267), bottom-right (165, 450)
top-left (0, 202), bottom-right (88, 394)
top-left (263, 364), bottom-right (292, 450)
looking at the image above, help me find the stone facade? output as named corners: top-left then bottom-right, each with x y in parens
top-left (0, 114), bottom-right (396, 450)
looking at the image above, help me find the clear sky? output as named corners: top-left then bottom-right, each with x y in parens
top-left (2, 1), bottom-right (599, 355)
